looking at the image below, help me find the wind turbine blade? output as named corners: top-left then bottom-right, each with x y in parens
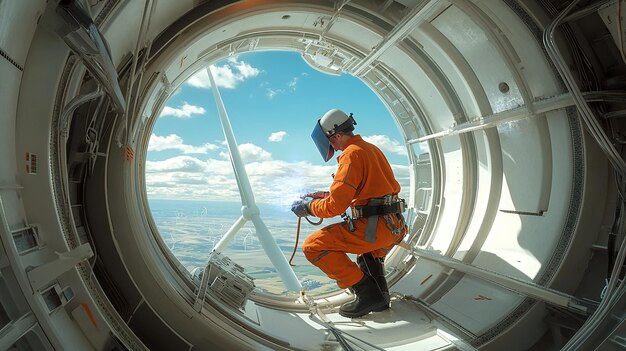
top-left (213, 215), bottom-right (247, 253)
top-left (250, 214), bottom-right (302, 292)
top-left (206, 66), bottom-right (302, 292)
top-left (206, 66), bottom-right (255, 207)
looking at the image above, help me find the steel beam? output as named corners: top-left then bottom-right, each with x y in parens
top-left (399, 243), bottom-right (589, 314)
top-left (407, 93), bottom-right (575, 144)
top-left (351, 0), bottom-right (441, 76)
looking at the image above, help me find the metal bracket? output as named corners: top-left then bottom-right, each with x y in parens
top-left (27, 243), bottom-right (93, 292)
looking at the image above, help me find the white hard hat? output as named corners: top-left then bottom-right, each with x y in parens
top-left (311, 109), bottom-right (357, 162)
top-left (319, 109), bottom-right (356, 136)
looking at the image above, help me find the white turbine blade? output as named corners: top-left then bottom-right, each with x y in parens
top-left (206, 66), bottom-right (255, 207)
top-left (213, 215), bottom-right (247, 253)
top-left (206, 66), bottom-right (301, 292)
top-left (250, 214), bottom-right (302, 292)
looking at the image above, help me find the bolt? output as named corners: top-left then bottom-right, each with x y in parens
top-left (499, 82), bottom-right (510, 93)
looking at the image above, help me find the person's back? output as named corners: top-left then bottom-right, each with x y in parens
top-left (309, 134), bottom-right (400, 215)
top-left (341, 136), bottom-right (400, 206)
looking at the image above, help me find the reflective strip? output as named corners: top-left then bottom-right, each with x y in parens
top-left (312, 250), bottom-right (332, 264)
top-left (365, 215), bottom-right (378, 243)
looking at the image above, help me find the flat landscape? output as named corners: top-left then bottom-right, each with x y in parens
top-left (150, 198), bottom-right (341, 295)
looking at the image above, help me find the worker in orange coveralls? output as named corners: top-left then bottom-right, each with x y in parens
top-left (291, 109), bottom-right (407, 318)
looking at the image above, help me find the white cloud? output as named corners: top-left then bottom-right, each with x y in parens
top-left (159, 102), bottom-right (205, 118)
top-left (363, 135), bottom-right (407, 156)
top-left (268, 131), bottom-right (287, 142)
top-left (263, 77), bottom-right (298, 99)
top-left (228, 56), bottom-right (259, 77)
top-left (287, 77), bottom-right (298, 91)
top-left (265, 87), bottom-right (284, 99)
top-left (148, 134), bottom-right (218, 154)
top-left (186, 57), bottom-right (261, 89)
top-left (239, 143), bottom-right (272, 162)
top-left (146, 156), bottom-right (334, 204)
top-left (219, 143), bottom-right (272, 163)
top-left (145, 157), bottom-right (238, 198)
top-left (145, 153), bottom-right (410, 205)
top-left (146, 156), bottom-right (207, 173)
top-left (144, 134), bottom-right (410, 204)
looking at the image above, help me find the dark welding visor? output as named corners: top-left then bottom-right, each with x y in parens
top-left (311, 120), bottom-right (334, 162)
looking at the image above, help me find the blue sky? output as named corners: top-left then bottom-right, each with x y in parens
top-left (146, 51), bottom-right (410, 205)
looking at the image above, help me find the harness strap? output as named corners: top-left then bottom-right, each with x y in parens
top-left (364, 216), bottom-right (378, 243)
top-left (353, 195), bottom-right (405, 242)
top-left (353, 200), bottom-right (405, 219)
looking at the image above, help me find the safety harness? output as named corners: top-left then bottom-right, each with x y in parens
top-left (290, 195), bottom-right (406, 265)
top-left (349, 194), bottom-right (406, 242)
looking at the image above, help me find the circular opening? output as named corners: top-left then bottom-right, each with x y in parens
top-left (146, 50), bottom-right (411, 295)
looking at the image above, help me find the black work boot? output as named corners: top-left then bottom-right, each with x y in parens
top-left (357, 253), bottom-right (390, 311)
top-left (339, 275), bottom-right (387, 318)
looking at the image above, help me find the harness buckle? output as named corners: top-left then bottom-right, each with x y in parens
top-left (341, 212), bottom-right (355, 232)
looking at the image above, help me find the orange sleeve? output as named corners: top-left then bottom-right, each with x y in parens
top-left (309, 151), bottom-right (363, 218)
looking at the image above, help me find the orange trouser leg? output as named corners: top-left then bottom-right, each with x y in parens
top-left (303, 217), bottom-right (404, 289)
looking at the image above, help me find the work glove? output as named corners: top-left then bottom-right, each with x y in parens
top-left (291, 199), bottom-right (312, 217)
top-left (302, 191), bottom-right (330, 199)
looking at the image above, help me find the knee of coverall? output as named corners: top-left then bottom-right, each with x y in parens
top-left (302, 228), bottom-right (326, 264)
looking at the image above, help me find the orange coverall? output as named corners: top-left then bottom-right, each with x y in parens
top-left (303, 135), bottom-right (406, 289)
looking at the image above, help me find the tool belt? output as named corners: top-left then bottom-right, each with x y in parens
top-left (348, 195), bottom-right (406, 243)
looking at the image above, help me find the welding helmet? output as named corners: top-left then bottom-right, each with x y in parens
top-left (311, 109), bottom-right (357, 162)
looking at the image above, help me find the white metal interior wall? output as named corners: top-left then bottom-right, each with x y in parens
top-left (0, 0), bottom-right (622, 350)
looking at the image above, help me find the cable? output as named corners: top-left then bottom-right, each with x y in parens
top-left (544, 0), bottom-right (626, 179)
top-left (289, 216), bottom-right (323, 266)
top-left (289, 217), bottom-right (302, 266)
top-left (329, 328), bottom-right (354, 351)
top-left (545, 3), bottom-right (626, 346)
top-left (561, 220), bottom-right (626, 350)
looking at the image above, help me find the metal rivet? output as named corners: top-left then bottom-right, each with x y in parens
top-left (499, 82), bottom-right (510, 93)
